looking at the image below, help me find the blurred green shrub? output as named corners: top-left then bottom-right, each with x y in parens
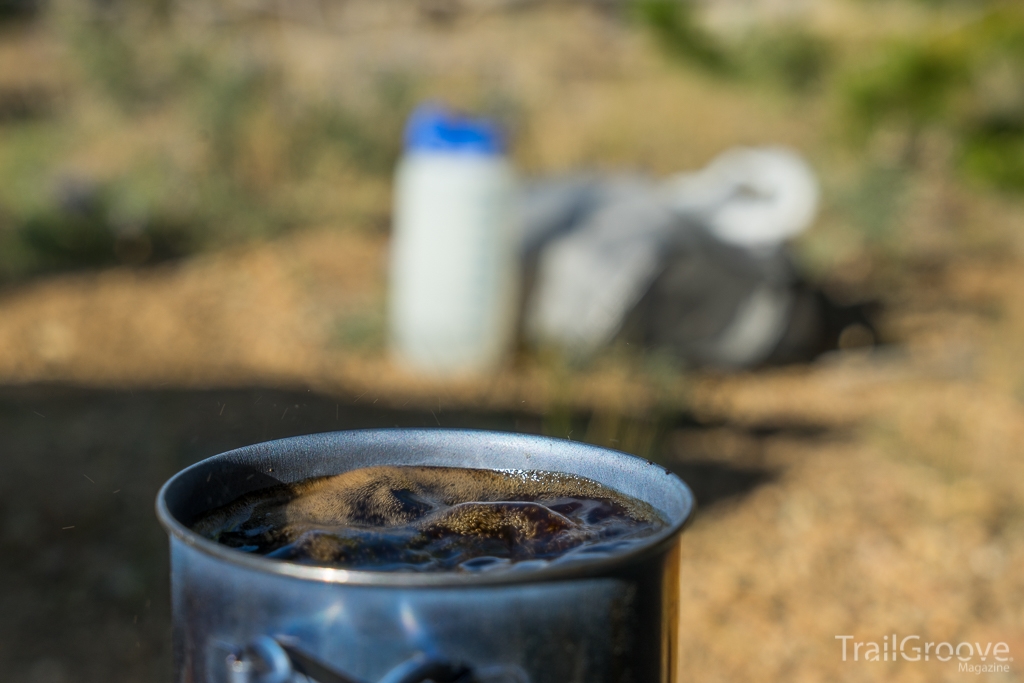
top-left (742, 26), bottom-right (833, 94)
top-left (634, 1), bottom-right (832, 94)
top-left (0, 179), bottom-right (195, 281)
top-left (635, 0), bottom-right (1024, 195)
top-left (957, 9), bottom-right (1024, 191)
top-left (842, 6), bottom-right (1024, 191)
top-left (843, 37), bottom-right (970, 162)
top-left (962, 121), bottom-right (1024, 191)
top-left (632, 0), bottom-right (732, 74)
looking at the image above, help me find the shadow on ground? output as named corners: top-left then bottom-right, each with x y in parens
top-left (661, 415), bottom-right (856, 513)
top-left (0, 384), bottom-right (820, 683)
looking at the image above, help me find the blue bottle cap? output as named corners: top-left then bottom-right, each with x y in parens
top-left (403, 103), bottom-right (505, 156)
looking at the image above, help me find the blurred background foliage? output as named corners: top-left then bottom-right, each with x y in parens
top-left (842, 4), bottom-right (1024, 188)
top-left (0, 0), bottom-right (417, 280)
top-left (0, 0), bottom-right (1022, 282)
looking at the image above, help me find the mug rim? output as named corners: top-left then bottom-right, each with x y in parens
top-left (156, 428), bottom-right (695, 587)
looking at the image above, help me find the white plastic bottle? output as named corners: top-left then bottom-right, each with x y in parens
top-left (388, 104), bottom-right (519, 376)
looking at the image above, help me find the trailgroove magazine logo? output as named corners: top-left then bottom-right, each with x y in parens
top-left (836, 635), bottom-right (1013, 674)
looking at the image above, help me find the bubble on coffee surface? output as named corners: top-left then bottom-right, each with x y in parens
top-left (191, 466), bottom-right (666, 573)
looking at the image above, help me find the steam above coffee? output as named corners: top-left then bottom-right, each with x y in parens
top-left (191, 466), bottom-right (666, 573)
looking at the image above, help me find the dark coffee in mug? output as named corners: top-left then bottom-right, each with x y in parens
top-left (191, 466), bottom-right (666, 573)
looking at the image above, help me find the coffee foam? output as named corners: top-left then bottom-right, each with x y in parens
top-left (192, 466), bottom-right (665, 573)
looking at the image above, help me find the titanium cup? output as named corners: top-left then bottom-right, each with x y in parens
top-left (156, 430), bottom-right (695, 683)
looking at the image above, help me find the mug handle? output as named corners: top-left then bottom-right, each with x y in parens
top-left (226, 635), bottom-right (471, 683)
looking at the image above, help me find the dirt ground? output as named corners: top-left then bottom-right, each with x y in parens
top-left (0, 226), bottom-right (1022, 683)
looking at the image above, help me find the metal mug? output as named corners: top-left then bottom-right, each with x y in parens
top-left (156, 429), bottom-right (695, 683)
